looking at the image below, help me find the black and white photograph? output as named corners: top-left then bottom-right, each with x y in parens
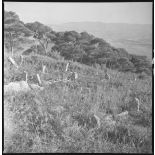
top-left (3, 2), bottom-right (153, 153)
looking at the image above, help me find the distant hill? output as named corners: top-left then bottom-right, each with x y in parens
top-left (50, 22), bottom-right (152, 60)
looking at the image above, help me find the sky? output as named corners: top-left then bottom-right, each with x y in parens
top-left (4, 2), bottom-right (152, 25)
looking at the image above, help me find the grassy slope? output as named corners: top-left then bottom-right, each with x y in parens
top-left (4, 39), bottom-right (152, 153)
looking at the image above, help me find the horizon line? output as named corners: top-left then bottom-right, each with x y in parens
top-left (49, 21), bottom-right (152, 25)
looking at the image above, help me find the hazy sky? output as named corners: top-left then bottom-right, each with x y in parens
top-left (4, 2), bottom-right (152, 25)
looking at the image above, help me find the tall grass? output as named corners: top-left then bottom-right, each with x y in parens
top-left (4, 52), bottom-right (152, 153)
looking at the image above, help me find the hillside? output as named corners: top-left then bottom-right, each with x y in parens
top-left (4, 11), bottom-right (152, 76)
top-left (4, 11), bottom-right (152, 153)
top-left (51, 22), bottom-right (152, 59)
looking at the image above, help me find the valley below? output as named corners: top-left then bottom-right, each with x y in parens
top-left (51, 22), bottom-right (152, 60)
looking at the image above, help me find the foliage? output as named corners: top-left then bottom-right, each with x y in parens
top-left (25, 21), bottom-right (52, 34)
top-left (4, 11), bottom-right (32, 37)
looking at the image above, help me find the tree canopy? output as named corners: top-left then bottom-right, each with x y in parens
top-left (4, 10), bottom-right (152, 75)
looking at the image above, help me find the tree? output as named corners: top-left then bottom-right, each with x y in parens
top-left (4, 11), bottom-right (33, 55)
top-left (25, 21), bottom-right (52, 34)
top-left (45, 32), bottom-right (57, 42)
top-left (4, 11), bottom-right (20, 22)
top-left (72, 45), bottom-right (86, 62)
top-left (80, 31), bottom-right (94, 41)
top-left (33, 31), bottom-right (53, 54)
top-left (106, 58), bottom-right (120, 69)
top-left (64, 31), bottom-right (76, 42)
top-left (116, 48), bottom-right (130, 59)
top-left (4, 11), bottom-right (32, 37)
top-left (90, 38), bottom-right (104, 44)
top-left (7, 32), bottom-right (14, 56)
top-left (4, 29), bottom-right (19, 56)
top-left (117, 57), bottom-right (135, 72)
top-left (130, 54), bottom-right (152, 75)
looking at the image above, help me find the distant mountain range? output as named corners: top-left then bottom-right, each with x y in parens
top-left (50, 22), bottom-right (152, 60)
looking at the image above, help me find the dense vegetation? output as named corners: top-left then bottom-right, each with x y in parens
top-left (4, 11), bottom-right (32, 36)
top-left (4, 11), bottom-right (152, 153)
top-left (4, 11), bottom-right (152, 76)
